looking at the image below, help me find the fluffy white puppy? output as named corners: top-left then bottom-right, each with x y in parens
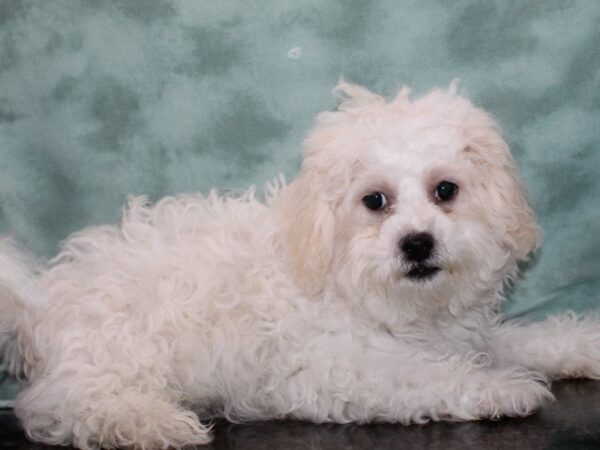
top-left (1, 82), bottom-right (600, 450)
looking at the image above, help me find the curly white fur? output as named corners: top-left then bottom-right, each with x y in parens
top-left (2, 81), bottom-right (600, 449)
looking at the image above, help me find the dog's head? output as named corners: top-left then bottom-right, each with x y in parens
top-left (280, 81), bottom-right (539, 320)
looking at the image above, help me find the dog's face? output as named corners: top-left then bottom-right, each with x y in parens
top-left (281, 82), bottom-right (539, 321)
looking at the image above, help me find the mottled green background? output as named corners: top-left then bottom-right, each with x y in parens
top-left (0, 1), bottom-right (599, 399)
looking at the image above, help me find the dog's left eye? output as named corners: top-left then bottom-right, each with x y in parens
top-left (434, 181), bottom-right (458, 202)
top-left (362, 192), bottom-right (388, 211)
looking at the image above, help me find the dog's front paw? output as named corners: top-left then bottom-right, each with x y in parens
top-left (541, 314), bottom-right (600, 380)
top-left (560, 319), bottom-right (600, 380)
top-left (461, 371), bottom-right (553, 420)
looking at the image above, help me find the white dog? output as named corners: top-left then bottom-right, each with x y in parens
top-left (1, 81), bottom-right (599, 450)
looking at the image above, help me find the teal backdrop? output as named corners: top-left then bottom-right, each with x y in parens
top-left (0, 1), bottom-right (599, 400)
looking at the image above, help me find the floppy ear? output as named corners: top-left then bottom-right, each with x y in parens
top-left (278, 167), bottom-right (336, 296)
top-left (278, 80), bottom-right (381, 294)
top-left (465, 126), bottom-right (541, 262)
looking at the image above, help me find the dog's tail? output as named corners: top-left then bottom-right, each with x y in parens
top-left (0, 238), bottom-right (42, 380)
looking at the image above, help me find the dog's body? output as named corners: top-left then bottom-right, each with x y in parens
top-left (1, 82), bottom-right (600, 449)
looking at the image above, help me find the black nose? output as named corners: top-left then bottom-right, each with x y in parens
top-left (401, 232), bottom-right (435, 262)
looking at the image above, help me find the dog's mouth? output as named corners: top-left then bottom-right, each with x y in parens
top-left (405, 265), bottom-right (441, 281)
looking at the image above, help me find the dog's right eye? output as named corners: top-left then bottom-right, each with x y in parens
top-left (362, 192), bottom-right (388, 211)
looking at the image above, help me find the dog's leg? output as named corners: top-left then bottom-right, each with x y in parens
top-left (266, 350), bottom-right (553, 424)
top-left (16, 375), bottom-right (212, 449)
top-left (490, 312), bottom-right (600, 380)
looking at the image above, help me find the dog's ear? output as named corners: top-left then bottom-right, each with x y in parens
top-left (279, 166), bottom-right (336, 296)
top-left (277, 80), bottom-right (380, 295)
top-left (464, 120), bottom-right (541, 262)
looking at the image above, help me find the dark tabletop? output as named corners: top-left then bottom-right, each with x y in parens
top-left (2, 380), bottom-right (600, 449)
